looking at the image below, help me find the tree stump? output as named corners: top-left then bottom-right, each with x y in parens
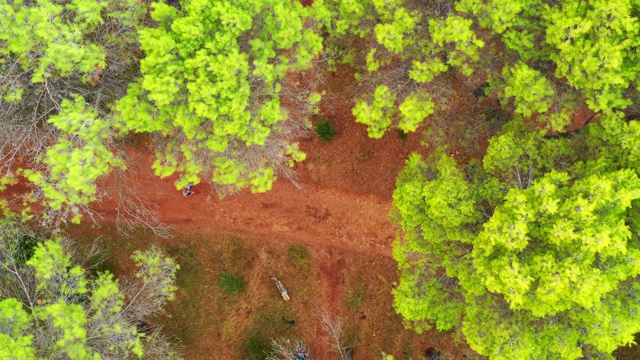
top-left (345, 347), bottom-right (354, 360)
top-left (426, 348), bottom-right (441, 360)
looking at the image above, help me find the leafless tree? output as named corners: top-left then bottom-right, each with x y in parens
top-left (268, 339), bottom-right (311, 360)
top-left (318, 309), bottom-right (350, 360)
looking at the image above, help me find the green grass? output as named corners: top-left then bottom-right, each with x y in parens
top-left (243, 329), bottom-right (273, 360)
top-left (346, 283), bottom-right (366, 310)
top-left (167, 242), bottom-right (201, 289)
top-left (218, 271), bottom-right (247, 294)
top-left (286, 245), bottom-right (309, 266)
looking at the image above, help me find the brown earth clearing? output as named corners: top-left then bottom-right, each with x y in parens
top-left (8, 65), bottom-right (637, 359)
top-left (70, 119), bottom-right (468, 359)
top-left (64, 69), bottom-right (487, 359)
top-left (61, 66), bottom-right (640, 359)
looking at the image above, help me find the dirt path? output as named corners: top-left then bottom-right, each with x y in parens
top-left (0, 82), bottom-right (433, 359)
top-left (54, 96), bottom-right (429, 357)
top-left (139, 174), bottom-right (395, 257)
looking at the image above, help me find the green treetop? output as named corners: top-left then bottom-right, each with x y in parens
top-left (315, 0), bottom-right (484, 139)
top-left (0, 0), bottom-right (145, 154)
top-left (392, 114), bottom-right (640, 359)
top-left (457, 0), bottom-right (640, 130)
top-left (0, 0), bottom-right (149, 226)
top-left (24, 96), bottom-right (124, 224)
top-left (0, 214), bottom-right (180, 359)
top-left (117, 0), bottom-right (322, 193)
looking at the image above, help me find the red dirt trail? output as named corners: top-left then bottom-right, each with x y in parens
top-left (92, 107), bottom-right (431, 358)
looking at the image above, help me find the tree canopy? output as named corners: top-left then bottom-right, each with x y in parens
top-left (116, 0), bottom-right (323, 193)
top-left (3, 0), bottom-right (640, 357)
top-left (392, 114), bottom-right (640, 359)
top-left (315, 0), bottom-right (484, 138)
top-left (0, 214), bottom-right (179, 359)
top-left (0, 0), bottom-right (144, 166)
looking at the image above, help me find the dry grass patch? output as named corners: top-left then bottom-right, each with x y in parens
top-left (66, 225), bottom-right (484, 359)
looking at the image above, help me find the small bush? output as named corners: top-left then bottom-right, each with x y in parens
top-left (346, 283), bottom-right (366, 310)
top-left (167, 243), bottom-right (201, 289)
top-left (287, 245), bottom-right (309, 265)
top-left (397, 129), bottom-right (408, 140)
top-left (218, 271), bottom-right (246, 294)
top-left (315, 119), bottom-right (335, 142)
top-left (245, 331), bottom-right (273, 360)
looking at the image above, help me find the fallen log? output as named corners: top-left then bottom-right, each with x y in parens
top-left (271, 277), bottom-right (290, 301)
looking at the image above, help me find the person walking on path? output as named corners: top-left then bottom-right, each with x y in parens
top-left (182, 183), bottom-right (200, 196)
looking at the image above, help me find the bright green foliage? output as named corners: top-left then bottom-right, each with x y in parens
top-left (313, 0), bottom-right (376, 38)
top-left (0, 298), bottom-right (36, 359)
top-left (131, 245), bottom-right (179, 309)
top-left (428, 14), bottom-right (484, 76)
top-left (408, 58), bottom-right (448, 84)
top-left (0, 0), bottom-right (147, 224)
top-left (392, 153), bottom-right (474, 332)
top-left (583, 112), bottom-right (640, 174)
top-left (392, 116), bottom-right (640, 359)
top-left (0, 216), bottom-right (179, 359)
top-left (475, 169), bottom-right (640, 312)
top-left (398, 92), bottom-right (434, 133)
top-left (481, 119), bottom-right (572, 189)
top-left (117, 0), bottom-right (322, 193)
top-left (502, 62), bottom-right (554, 117)
top-left (545, 0), bottom-right (640, 112)
top-left (456, 0), bottom-right (547, 63)
top-left (319, 0), bottom-right (485, 138)
top-left (33, 301), bottom-right (94, 359)
top-left (0, 0), bottom-right (144, 100)
top-left (456, 0), bottom-right (640, 127)
top-left (353, 85), bottom-right (397, 139)
top-left (374, 7), bottom-right (418, 55)
top-left (0, 0), bottom-right (104, 88)
top-left (28, 239), bottom-right (88, 299)
top-left (24, 96), bottom-right (123, 223)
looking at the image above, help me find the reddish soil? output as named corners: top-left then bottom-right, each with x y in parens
top-left (93, 104), bottom-right (431, 358)
top-left (1, 62), bottom-right (493, 358)
top-left (1, 64), bottom-right (482, 359)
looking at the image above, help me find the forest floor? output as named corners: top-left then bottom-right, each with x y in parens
top-left (64, 66), bottom-right (489, 359)
top-left (64, 81), bottom-right (640, 360)
top-left (8, 74), bottom-right (637, 360)
top-left (70, 108), bottom-right (467, 359)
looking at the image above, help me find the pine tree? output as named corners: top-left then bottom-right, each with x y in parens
top-left (117, 0), bottom-right (322, 193)
top-left (0, 214), bottom-right (179, 359)
top-left (392, 114), bottom-right (640, 359)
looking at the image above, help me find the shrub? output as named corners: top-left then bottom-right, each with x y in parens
top-left (287, 245), bottom-right (310, 265)
top-left (245, 330), bottom-right (273, 360)
top-left (218, 271), bottom-right (246, 293)
top-left (315, 119), bottom-right (336, 142)
top-left (346, 283), bottom-right (366, 310)
top-left (397, 129), bottom-right (408, 140)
